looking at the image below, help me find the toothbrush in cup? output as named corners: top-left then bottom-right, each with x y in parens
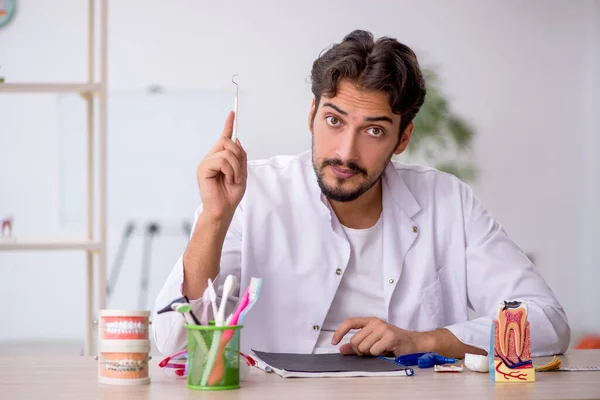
top-left (201, 275), bottom-right (237, 386)
top-left (157, 297), bottom-right (208, 385)
top-left (208, 277), bottom-right (262, 385)
top-left (201, 287), bottom-right (211, 325)
top-left (207, 278), bottom-right (219, 322)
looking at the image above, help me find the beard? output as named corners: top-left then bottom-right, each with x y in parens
top-left (312, 141), bottom-right (395, 203)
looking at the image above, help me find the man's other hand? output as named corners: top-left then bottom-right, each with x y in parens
top-left (332, 317), bottom-right (424, 356)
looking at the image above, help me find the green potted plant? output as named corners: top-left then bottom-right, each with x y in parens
top-left (400, 67), bottom-right (477, 182)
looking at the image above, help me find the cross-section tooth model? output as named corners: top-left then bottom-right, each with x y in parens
top-left (489, 300), bottom-right (535, 382)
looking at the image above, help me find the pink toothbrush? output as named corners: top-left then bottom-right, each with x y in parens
top-left (207, 278), bottom-right (261, 385)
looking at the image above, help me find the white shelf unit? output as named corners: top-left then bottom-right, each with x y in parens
top-left (0, 0), bottom-right (108, 356)
top-left (0, 83), bottom-right (101, 93)
top-left (0, 239), bottom-right (102, 251)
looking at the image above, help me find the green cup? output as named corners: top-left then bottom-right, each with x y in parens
top-left (185, 323), bottom-right (243, 390)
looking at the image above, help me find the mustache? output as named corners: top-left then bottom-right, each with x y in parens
top-left (321, 158), bottom-right (367, 176)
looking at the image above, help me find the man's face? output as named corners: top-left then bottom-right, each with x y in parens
top-left (309, 80), bottom-right (412, 203)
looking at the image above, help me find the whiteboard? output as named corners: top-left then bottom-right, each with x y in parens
top-left (57, 90), bottom-right (233, 226)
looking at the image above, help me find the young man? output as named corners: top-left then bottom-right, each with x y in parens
top-left (153, 30), bottom-right (570, 358)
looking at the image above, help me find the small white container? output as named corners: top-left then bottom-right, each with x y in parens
top-left (464, 353), bottom-right (489, 372)
top-left (97, 339), bottom-right (151, 386)
top-left (98, 310), bottom-right (150, 341)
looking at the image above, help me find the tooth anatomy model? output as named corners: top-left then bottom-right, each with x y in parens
top-left (489, 300), bottom-right (535, 382)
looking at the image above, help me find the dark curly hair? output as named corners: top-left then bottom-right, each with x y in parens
top-left (310, 29), bottom-right (426, 142)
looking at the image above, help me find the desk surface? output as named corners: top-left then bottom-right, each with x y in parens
top-left (1, 350), bottom-right (599, 399)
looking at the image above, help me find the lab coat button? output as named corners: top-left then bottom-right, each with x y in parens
top-left (412, 226), bottom-right (418, 233)
top-left (335, 268), bottom-right (343, 275)
top-left (313, 325), bottom-right (320, 331)
top-left (388, 278), bottom-right (395, 284)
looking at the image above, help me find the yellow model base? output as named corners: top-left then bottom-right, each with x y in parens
top-left (493, 358), bottom-right (536, 382)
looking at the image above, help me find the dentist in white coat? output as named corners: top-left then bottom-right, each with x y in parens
top-left (153, 30), bottom-right (570, 359)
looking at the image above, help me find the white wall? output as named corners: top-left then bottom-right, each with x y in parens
top-left (581, 0), bottom-right (600, 336)
top-left (0, 0), bottom-right (598, 346)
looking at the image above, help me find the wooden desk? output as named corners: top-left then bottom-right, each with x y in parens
top-left (1, 350), bottom-right (599, 399)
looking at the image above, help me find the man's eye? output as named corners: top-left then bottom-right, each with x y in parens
top-left (326, 116), bottom-right (340, 126)
top-left (367, 127), bottom-right (384, 137)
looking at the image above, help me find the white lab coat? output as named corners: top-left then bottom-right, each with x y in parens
top-left (152, 150), bottom-right (570, 356)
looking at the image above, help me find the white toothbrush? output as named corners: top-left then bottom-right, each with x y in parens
top-left (207, 278), bottom-right (219, 321)
top-left (201, 287), bottom-right (211, 325)
top-left (216, 275), bottom-right (237, 325)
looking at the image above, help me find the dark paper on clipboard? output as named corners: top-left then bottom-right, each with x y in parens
top-left (251, 350), bottom-right (414, 378)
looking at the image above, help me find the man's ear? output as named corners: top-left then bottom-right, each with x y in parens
top-left (308, 98), bottom-right (316, 134)
top-left (394, 121), bottom-right (415, 155)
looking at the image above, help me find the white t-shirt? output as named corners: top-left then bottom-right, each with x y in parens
top-left (313, 213), bottom-right (387, 354)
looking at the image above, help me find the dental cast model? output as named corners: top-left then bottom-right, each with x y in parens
top-left (97, 338), bottom-right (151, 385)
top-left (99, 310), bottom-right (151, 340)
top-left (104, 359), bottom-right (147, 372)
top-left (489, 300), bottom-right (535, 382)
top-left (105, 321), bottom-right (147, 336)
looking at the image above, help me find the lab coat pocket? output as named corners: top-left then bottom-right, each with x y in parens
top-left (420, 275), bottom-right (443, 320)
